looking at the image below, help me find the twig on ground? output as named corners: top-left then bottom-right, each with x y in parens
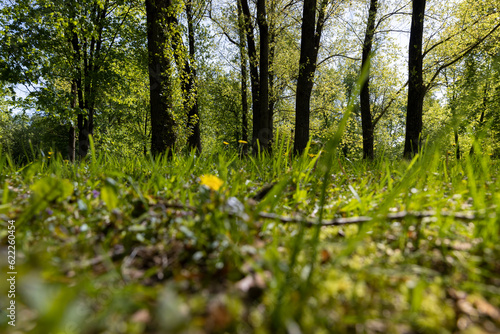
top-left (156, 202), bottom-right (494, 227)
top-left (258, 210), bottom-right (490, 227)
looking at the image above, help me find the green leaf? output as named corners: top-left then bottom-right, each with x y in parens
top-left (31, 176), bottom-right (73, 203)
top-left (101, 178), bottom-right (119, 210)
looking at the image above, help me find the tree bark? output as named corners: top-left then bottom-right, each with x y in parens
top-left (70, 2), bottom-right (108, 159)
top-left (403, 0), bottom-right (426, 158)
top-left (146, 0), bottom-right (176, 157)
top-left (268, 6), bottom-right (276, 150)
top-left (71, 32), bottom-right (89, 159)
top-left (256, 0), bottom-right (271, 152)
top-left (68, 80), bottom-right (77, 162)
top-left (360, 0), bottom-right (378, 160)
top-left (237, 0), bottom-right (249, 149)
top-left (294, 0), bottom-right (327, 155)
top-left (240, 0), bottom-right (261, 151)
top-left (185, 1), bottom-right (202, 153)
top-left (169, 11), bottom-right (200, 152)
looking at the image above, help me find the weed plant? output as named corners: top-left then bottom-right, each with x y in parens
top-left (0, 132), bottom-right (499, 333)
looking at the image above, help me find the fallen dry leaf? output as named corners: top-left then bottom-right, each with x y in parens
top-left (320, 249), bottom-right (331, 264)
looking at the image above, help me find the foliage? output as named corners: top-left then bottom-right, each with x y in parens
top-left (0, 112), bottom-right (69, 164)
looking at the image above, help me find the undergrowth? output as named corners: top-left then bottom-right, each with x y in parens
top-left (0, 140), bottom-right (499, 333)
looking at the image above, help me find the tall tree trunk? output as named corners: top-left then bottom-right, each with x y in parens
top-left (240, 0), bottom-right (260, 150)
top-left (86, 1), bottom-right (107, 143)
top-left (70, 2), bottom-right (107, 159)
top-left (237, 0), bottom-right (249, 149)
top-left (448, 81), bottom-right (461, 160)
top-left (68, 80), bottom-right (77, 162)
top-left (294, 0), bottom-right (327, 155)
top-left (360, 0), bottom-right (378, 160)
top-left (268, 5), bottom-right (276, 149)
top-left (185, 1), bottom-right (202, 153)
top-left (146, 0), bottom-right (176, 156)
top-left (144, 110), bottom-right (149, 155)
top-left (403, 0), bottom-right (427, 158)
top-left (71, 32), bottom-right (90, 159)
top-left (256, 0), bottom-right (271, 152)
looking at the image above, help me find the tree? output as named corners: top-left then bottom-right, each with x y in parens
top-left (239, 0), bottom-right (274, 153)
top-left (403, 0), bottom-right (426, 158)
top-left (403, 0), bottom-right (500, 158)
top-left (293, 0), bottom-right (328, 155)
top-left (359, 0), bottom-right (378, 160)
top-left (237, 0), bottom-right (249, 147)
top-left (170, 0), bottom-right (203, 153)
top-left (0, 0), bottom-right (143, 159)
top-left (240, 0), bottom-right (261, 150)
top-left (185, 0), bottom-right (202, 152)
top-left (145, 0), bottom-right (176, 156)
top-left (257, 0), bottom-right (271, 151)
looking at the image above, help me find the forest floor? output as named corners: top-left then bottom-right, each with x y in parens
top-left (1, 145), bottom-right (500, 334)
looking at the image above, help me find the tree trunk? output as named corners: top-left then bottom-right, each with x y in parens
top-left (70, 31), bottom-right (89, 159)
top-left (68, 80), bottom-right (77, 162)
top-left (237, 0), bottom-right (249, 149)
top-left (256, 0), bottom-right (271, 152)
top-left (268, 6), bottom-right (276, 150)
top-left (70, 2), bottom-right (107, 159)
top-left (240, 0), bottom-right (261, 151)
top-left (146, 0), bottom-right (176, 157)
top-left (185, 1), bottom-right (202, 153)
top-left (144, 110), bottom-right (149, 155)
top-left (360, 0), bottom-right (378, 160)
top-left (294, 0), bottom-right (327, 155)
top-left (403, 0), bottom-right (427, 158)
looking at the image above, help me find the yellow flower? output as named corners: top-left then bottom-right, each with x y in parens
top-left (308, 154), bottom-right (316, 158)
top-left (48, 152), bottom-right (53, 155)
top-left (199, 174), bottom-right (224, 191)
top-left (223, 141), bottom-right (229, 145)
top-left (238, 140), bottom-right (248, 144)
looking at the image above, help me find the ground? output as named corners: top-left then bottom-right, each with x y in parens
top-left (0, 148), bottom-right (499, 333)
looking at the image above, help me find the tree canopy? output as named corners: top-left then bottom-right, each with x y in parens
top-left (1, 0), bottom-right (500, 159)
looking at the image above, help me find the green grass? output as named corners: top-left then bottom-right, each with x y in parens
top-left (1, 143), bottom-right (500, 333)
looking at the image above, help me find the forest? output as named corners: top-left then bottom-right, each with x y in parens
top-left (0, 0), bottom-right (500, 333)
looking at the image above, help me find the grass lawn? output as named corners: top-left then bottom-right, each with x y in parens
top-left (1, 142), bottom-right (499, 333)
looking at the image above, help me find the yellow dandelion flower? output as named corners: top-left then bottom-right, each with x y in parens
top-left (199, 174), bottom-right (224, 191)
top-left (238, 140), bottom-right (248, 144)
top-left (48, 151), bottom-right (53, 155)
top-left (223, 141), bottom-right (229, 145)
top-left (308, 154), bottom-right (316, 158)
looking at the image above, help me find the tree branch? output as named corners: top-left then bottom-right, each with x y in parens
top-left (426, 20), bottom-right (500, 91)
